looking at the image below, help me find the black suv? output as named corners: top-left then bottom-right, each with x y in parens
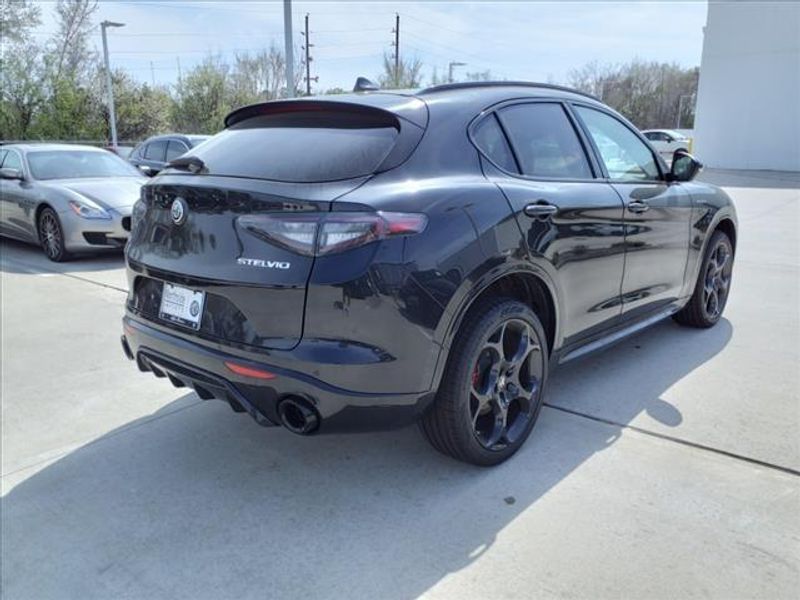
top-left (121, 82), bottom-right (736, 466)
top-left (129, 134), bottom-right (210, 176)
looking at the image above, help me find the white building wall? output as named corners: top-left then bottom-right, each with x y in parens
top-left (693, 1), bottom-right (800, 171)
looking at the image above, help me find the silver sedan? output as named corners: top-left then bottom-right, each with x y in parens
top-left (0, 143), bottom-right (146, 261)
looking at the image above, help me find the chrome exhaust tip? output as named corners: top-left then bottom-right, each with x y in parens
top-left (277, 395), bottom-right (320, 435)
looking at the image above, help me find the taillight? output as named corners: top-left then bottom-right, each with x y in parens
top-left (239, 212), bottom-right (427, 257)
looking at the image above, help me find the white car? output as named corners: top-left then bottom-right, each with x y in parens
top-left (642, 129), bottom-right (690, 158)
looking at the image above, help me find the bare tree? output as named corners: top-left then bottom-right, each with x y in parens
top-left (464, 70), bottom-right (492, 82)
top-left (229, 45), bottom-right (303, 103)
top-left (0, 0), bottom-right (41, 45)
top-left (52, 0), bottom-right (98, 80)
top-left (568, 59), bottom-right (699, 129)
top-left (378, 53), bottom-right (423, 89)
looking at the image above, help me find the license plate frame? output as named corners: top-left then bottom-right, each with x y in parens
top-left (159, 282), bottom-right (206, 330)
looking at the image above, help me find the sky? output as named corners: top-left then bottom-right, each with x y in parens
top-left (33, 0), bottom-right (709, 92)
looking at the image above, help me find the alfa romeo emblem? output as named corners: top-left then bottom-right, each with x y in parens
top-left (170, 197), bottom-right (187, 225)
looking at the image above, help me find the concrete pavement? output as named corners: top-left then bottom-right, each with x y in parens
top-left (1, 170), bottom-right (798, 599)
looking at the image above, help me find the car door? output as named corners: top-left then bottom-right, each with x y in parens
top-left (573, 105), bottom-right (692, 323)
top-left (474, 101), bottom-right (627, 347)
top-left (165, 139), bottom-right (189, 163)
top-left (142, 139), bottom-right (168, 173)
top-left (0, 149), bottom-right (9, 235)
top-left (0, 149), bottom-right (37, 241)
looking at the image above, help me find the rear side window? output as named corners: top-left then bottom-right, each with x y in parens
top-left (187, 110), bottom-right (400, 182)
top-left (3, 150), bottom-right (22, 171)
top-left (144, 140), bottom-right (168, 161)
top-left (497, 103), bottom-right (593, 180)
top-left (166, 140), bottom-right (189, 161)
top-left (472, 114), bottom-right (517, 172)
top-left (575, 106), bottom-right (660, 181)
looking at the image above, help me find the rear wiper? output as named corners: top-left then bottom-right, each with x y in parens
top-left (166, 155), bottom-right (206, 174)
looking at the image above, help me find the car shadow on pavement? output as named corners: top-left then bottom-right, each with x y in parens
top-left (1, 319), bottom-right (732, 599)
top-left (0, 237), bottom-right (125, 275)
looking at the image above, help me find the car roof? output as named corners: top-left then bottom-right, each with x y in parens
top-left (643, 129), bottom-right (683, 135)
top-left (225, 81), bottom-right (604, 130)
top-left (142, 133), bottom-right (208, 143)
top-left (2, 143), bottom-right (108, 154)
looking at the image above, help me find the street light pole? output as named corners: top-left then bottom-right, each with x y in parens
top-left (448, 61), bottom-right (466, 83)
top-left (101, 20), bottom-right (125, 149)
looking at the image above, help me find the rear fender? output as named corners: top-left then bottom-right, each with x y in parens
top-left (428, 257), bottom-right (562, 392)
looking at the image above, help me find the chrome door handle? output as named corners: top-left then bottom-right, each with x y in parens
top-left (524, 202), bottom-right (559, 218)
top-left (627, 200), bottom-right (650, 213)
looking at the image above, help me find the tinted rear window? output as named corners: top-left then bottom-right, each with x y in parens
top-left (186, 111), bottom-right (399, 182)
top-left (472, 114), bottom-right (517, 173)
top-left (498, 103), bottom-right (593, 179)
top-left (145, 140), bottom-right (168, 161)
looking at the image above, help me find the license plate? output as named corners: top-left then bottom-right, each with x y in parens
top-left (159, 282), bottom-right (206, 330)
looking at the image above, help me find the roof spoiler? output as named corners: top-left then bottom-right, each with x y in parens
top-left (223, 99), bottom-right (401, 129)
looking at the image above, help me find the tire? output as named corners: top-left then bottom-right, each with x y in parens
top-left (38, 207), bottom-right (70, 262)
top-left (674, 230), bottom-right (733, 328)
top-left (420, 298), bottom-right (549, 466)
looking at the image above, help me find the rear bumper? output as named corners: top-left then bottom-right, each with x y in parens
top-left (122, 316), bottom-right (434, 433)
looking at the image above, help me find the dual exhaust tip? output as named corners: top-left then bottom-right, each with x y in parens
top-left (277, 396), bottom-right (320, 435)
top-left (122, 334), bottom-right (320, 435)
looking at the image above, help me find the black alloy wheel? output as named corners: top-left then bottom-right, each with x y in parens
top-left (674, 230), bottom-right (733, 328)
top-left (469, 318), bottom-right (543, 450)
top-left (421, 298), bottom-right (549, 466)
top-left (702, 238), bottom-right (732, 320)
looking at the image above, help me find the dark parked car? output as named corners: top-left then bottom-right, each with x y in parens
top-left (121, 81), bottom-right (737, 466)
top-left (128, 134), bottom-right (210, 176)
top-left (0, 144), bottom-right (145, 261)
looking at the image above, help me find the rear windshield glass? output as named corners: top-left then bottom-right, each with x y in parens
top-left (186, 111), bottom-right (399, 182)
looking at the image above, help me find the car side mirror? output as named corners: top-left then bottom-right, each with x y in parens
top-left (668, 149), bottom-right (702, 182)
top-left (138, 165), bottom-right (154, 176)
top-left (0, 167), bottom-right (23, 180)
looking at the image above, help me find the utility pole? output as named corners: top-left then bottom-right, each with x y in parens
top-left (101, 20), bottom-right (125, 150)
top-left (150, 61), bottom-right (155, 87)
top-left (392, 13), bottom-right (400, 86)
top-left (301, 13), bottom-right (317, 96)
top-left (283, 0), bottom-right (295, 97)
top-left (176, 56), bottom-right (182, 81)
top-left (448, 61), bottom-right (466, 83)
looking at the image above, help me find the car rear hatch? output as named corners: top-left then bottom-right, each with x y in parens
top-left (126, 96), bottom-right (427, 351)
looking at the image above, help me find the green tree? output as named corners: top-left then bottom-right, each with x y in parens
top-left (170, 56), bottom-right (231, 134)
top-left (0, 45), bottom-right (46, 139)
top-left (30, 75), bottom-right (104, 140)
top-left (0, 0), bottom-right (44, 138)
top-left (94, 69), bottom-right (171, 142)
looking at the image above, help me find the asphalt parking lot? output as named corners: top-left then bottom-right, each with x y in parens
top-left (1, 170), bottom-right (798, 599)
